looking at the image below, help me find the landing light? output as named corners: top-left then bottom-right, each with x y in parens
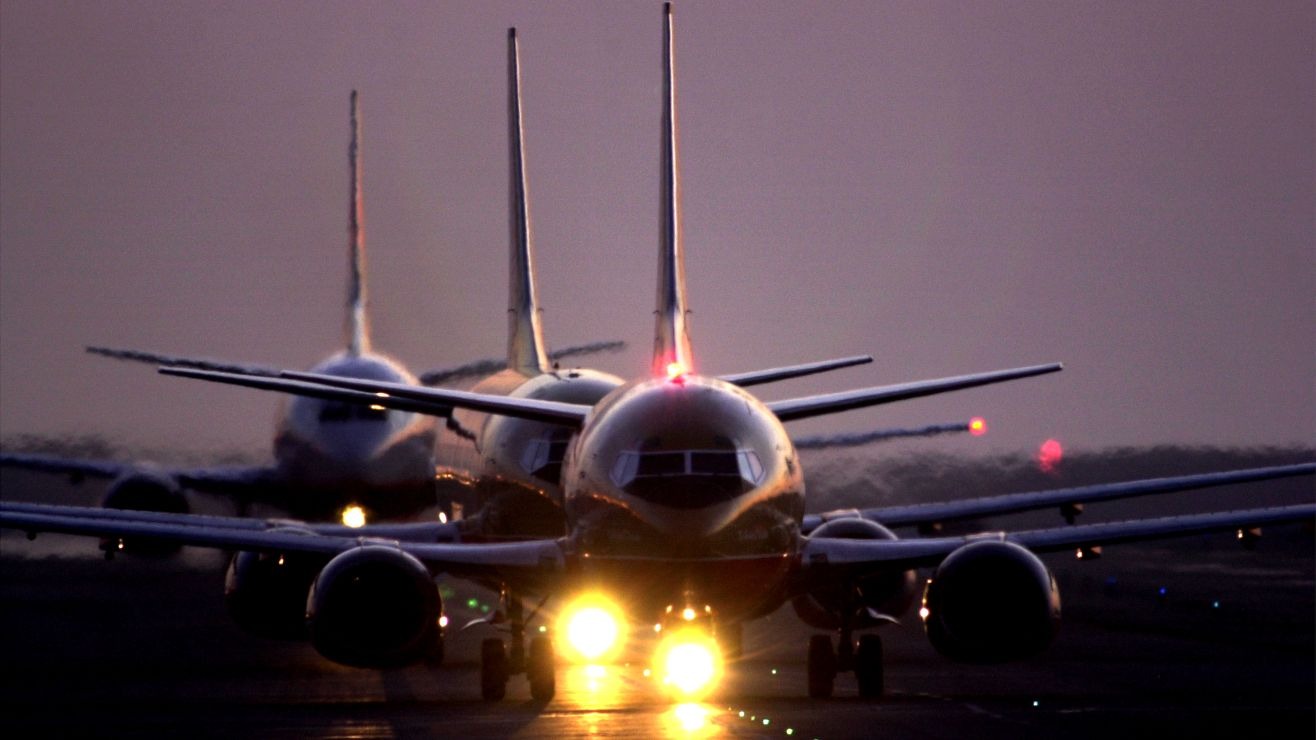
top-left (655, 629), bottom-right (722, 698)
top-left (561, 594), bottom-right (626, 662)
top-left (969, 417), bottom-right (987, 436)
top-left (341, 505), bottom-right (367, 528)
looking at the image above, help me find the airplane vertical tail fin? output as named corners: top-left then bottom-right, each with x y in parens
top-left (346, 90), bottom-right (371, 357)
top-left (506, 28), bottom-right (551, 376)
top-left (653, 2), bottom-right (694, 378)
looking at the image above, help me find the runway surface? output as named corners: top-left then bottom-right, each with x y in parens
top-left (2, 532), bottom-right (1311, 739)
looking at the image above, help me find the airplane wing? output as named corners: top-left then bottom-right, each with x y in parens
top-left (1, 452), bottom-right (134, 481)
top-left (802, 503), bottom-right (1316, 572)
top-left (0, 504), bottom-right (560, 582)
top-left (801, 463), bottom-right (1316, 532)
top-left (793, 420), bottom-right (977, 450)
top-left (87, 346), bottom-right (283, 376)
top-left (158, 367), bottom-right (461, 418)
top-left (161, 367), bottom-right (592, 428)
top-left (718, 355), bottom-right (872, 388)
top-left (0, 451), bottom-right (285, 497)
top-left (0, 501), bottom-right (460, 541)
top-left (91, 341), bottom-right (628, 388)
top-left (418, 341), bottom-right (627, 385)
top-left (766, 363), bottom-right (1062, 422)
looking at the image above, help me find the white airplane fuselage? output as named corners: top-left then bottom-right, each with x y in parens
top-left (272, 352), bottom-right (438, 522)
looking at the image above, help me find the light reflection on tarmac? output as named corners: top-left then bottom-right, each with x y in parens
top-left (2, 543), bottom-right (1313, 739)
top-left (0, 465), bottom-right (1312, 740)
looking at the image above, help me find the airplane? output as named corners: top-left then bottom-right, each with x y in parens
top-left (434, 27), bottom-right (879, 549)
top-left (0, 88), bottom-right (625, 533)
top-left (2, 4), bottom-right (1312, 705)
top-left (0, 92), bottom-right (444, 535)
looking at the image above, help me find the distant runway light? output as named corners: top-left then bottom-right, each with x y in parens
top-left (341, 505), bottom-right (367, 528)
top-left (1038, 439), bottom-right (1063, 473)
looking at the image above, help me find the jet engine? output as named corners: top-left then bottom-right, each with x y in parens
top-left (100, 471), bottom-right (189, 555)
top-left (921, 540), bottom-right (1060, 663)
top-left (102, 470), bottom-right (189, 514)
top-left (306, 545), bottom-right (444, 668)
top-left (224, 526), bottom-right (326, 639)
top-left (792, 518), bottom-right (918, 630)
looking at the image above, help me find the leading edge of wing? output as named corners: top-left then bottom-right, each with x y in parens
top-left (277, 369), bottom-right (591, 428)
top-left (767, 363), bottom-right (1062, 422)
top-left (0, 501), bottom-right (460, 541)
top-left (0, 452), bottom-right (131, 480)
top-left (87, 345), bottom-right (281, 376)
top-left (160, 367), bottom-right (591, 428)
top-left (803, 463), bottom-right (1316, 532)
top-left (718, 355), bottom-right (873, 388)
top-left (0, 507), bottom-right (561, 577)
top-left (803, 503), bottom-right (1316, 571)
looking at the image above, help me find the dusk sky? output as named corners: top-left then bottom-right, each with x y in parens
top-left (1, 1), bottom-right (1311, 461)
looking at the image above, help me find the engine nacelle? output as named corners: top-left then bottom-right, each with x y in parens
top-left (792, 518), bottom-right (918, 630)
top-left (306, 546), bottom-right (444, 668)
top-left (224, 526), bottom-right (326, 640)
top-left (922, 540), bottom-right (1060, 664)
top-left (100, 471), bottom-right (189, 556)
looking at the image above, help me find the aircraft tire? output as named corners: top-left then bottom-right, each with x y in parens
top-left (527, 634), bottom-right (556, 702)
top-left (480, 637), bottom-right (509, 701)
top-left (855, 633), bottom-right (884, 698)
top-left (807, 634), bottom-right (836, 699)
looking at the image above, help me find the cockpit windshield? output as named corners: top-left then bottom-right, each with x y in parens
top-left (609, 447), bottom-right (764, 508)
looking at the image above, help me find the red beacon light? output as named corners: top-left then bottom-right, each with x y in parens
top-left (968, 417), bottom-right (987, 436)
top-left (666, 361), bottom-right (688, 384)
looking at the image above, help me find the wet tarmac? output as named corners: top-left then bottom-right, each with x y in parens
top-left (2, 530), bottom-right (1312, 739)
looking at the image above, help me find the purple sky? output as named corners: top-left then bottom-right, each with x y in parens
top-left (1, 1), bottom-right (1312, 460)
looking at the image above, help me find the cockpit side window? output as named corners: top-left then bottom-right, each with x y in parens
top-left (520, 428), bottom-right (573, 483)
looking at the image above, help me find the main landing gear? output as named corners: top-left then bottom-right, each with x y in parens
top-left (807, 630), bottom-right (884, 699)
top-left (480, 590), bottom-right (556, 702)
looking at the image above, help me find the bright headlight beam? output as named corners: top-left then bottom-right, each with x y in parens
top-left (341, 505), bottom-right (367, 528)
top-left (561, 594), bottom-right (625, 662)
top-left (655, 630), bottom-right (722, 698)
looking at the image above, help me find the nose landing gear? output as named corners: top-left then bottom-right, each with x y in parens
top-left (807, 628), bottom-right (885, 699)
top-left (480, 590), bottom-right (557, 702)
